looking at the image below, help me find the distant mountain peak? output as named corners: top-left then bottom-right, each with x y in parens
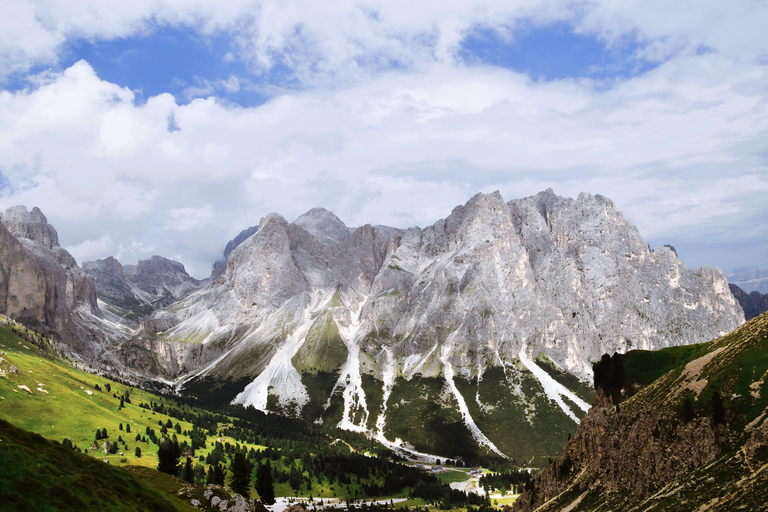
top-left (293, 207), bottom-right (350, 242)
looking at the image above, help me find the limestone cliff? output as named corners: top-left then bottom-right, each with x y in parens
top-left (0, 206), bottom-right (110, 356)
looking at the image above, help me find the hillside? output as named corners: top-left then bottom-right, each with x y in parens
top-left (512, 311), bottom-right (768, 511)
top-left (0, 316), bottom-right (490, 508)
top-left (0, 416), bottom-right (201, 512)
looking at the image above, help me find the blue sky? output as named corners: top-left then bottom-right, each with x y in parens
top-left (0, 1), bottom-right (767, 278)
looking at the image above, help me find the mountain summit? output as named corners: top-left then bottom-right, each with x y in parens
top-left (116, 190), bottom-right (744, 462)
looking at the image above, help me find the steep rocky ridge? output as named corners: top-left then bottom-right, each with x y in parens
top-left (513, 311), bottom-right (768, 512)
top-left (730, 283), bottom-right (768, 321)
top-left (0, 206), bottom-right (126, 357)
top-left (132, 190), bottom-right (743, 463)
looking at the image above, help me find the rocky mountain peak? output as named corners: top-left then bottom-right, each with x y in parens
top-left (1, 205), bottom-right (59, 249)
top-left (127, 256), bottom-right (199, 300)
top-left (293, 207), bottom-right (350, 242)
top-left (258, 212), bottom-right (289, 232)
top-left (82, 256), bottom-right (124, 276)
top-left (135, 255), bottom-right (188, 277)
top-left (211, 225), bottom-right (260, 279)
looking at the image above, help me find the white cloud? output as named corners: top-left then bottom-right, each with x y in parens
top-left (2, 1), bottom-right (767, 83)
top-left (168, 204), bottom-right (214, 231)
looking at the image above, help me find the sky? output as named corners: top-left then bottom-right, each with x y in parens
top-left (0, 1), bottom-right (767, 279)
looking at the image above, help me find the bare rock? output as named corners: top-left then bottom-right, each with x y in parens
top-left (160, 190), bottom-right (742, 384)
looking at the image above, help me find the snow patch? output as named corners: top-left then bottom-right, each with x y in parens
top-left (518, 349), bottom-right (590, 423)
top-left (335, 302), bottom-right (370, 432)
top-left (231, 293), bottom-right (331, 413)
top-left (440, 343), bottom-right (507, 458)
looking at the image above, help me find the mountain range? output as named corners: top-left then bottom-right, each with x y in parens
top-left (728, 266), bottom-right (768, 294)
top-left (0, 191), bottom-right (747, 464)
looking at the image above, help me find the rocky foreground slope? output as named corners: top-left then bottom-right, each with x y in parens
top-left (513, 311), bottom-right (768, 512)
top-left (119, 190), bottom-right (744, 463)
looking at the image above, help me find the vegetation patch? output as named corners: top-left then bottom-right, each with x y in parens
top-left (0, 417), bottom-right (193, 512)
top-left (384, 376), bottom-right (480, 461)
top-left (292, 312), bottom-right (347, 374)
top-left (454, 367), bottom-right (577, 467)
top-left (299, 369), bottom-right (342, 421)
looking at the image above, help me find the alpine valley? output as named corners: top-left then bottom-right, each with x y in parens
top-left (0, 190), bottom-right (746, 466)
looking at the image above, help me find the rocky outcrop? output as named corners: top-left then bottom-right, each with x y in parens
top-left (126, 255), bottom-right (200, 302)
top-left (730, 283), bottom-right (768, 320)
top-left (0, 206), bottom-right (105, 354)
top-left (1, 205), bottom-right (59, 249)
top-left (195, 484), bottom-right (269, 512)
top-left (211, 225), bottom-right (258, 279)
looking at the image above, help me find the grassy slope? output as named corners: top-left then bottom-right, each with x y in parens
top-left (0, 417), bottom-right (196, 512)
top-left (0, 320), bottom-right (447, 504)
top-left (0, 322), bottom-right (264, 476)
top-left (531, 312), bottom-right (768, 512)
top-left (454, 367), bottom-right (578, 467)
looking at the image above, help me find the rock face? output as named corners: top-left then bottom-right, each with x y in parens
top-left (512, 311), bottom-right (768, 512)
top-left (83, 255), bottom-right (201, 325)
top-left (730, 284), bottom-right (768, 321)
top-left (136, 190), bottom-right (743, 462)
top-left (729, 266), bottom-right (768, 294)
top-left (0, 206), bottom-right (113, 356)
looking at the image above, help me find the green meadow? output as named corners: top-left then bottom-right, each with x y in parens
top-left (0, 321), bottom-right (264, 471)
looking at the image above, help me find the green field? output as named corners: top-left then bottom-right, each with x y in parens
top-left (0, 416), bottom-right (200, 512)
top-left (0, 321), bottom-right (264, 472)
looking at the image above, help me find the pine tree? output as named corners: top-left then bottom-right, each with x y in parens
top-left (95, 428), bottom-right (102, 440)
top-left (214, 463), bottom-right (225, 486)
top-left (183, 457), bottom-right (195, 484)
top-left (683, 397), bottom-right (695, 422)
top-left (230, 452), bottom-right (253, 497)
top-left (157, 439), bottom-right (182, 476)
top-left (135, 446), bottom-right (142, 458)
top-left (255, 461), bottom-right (276, 505)
top-left (207, 465), bottom-right (215, 485)
top-left (101, 427), bottom-right (108, 439)
top-left (126, 424), bottom-right (131, 433)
